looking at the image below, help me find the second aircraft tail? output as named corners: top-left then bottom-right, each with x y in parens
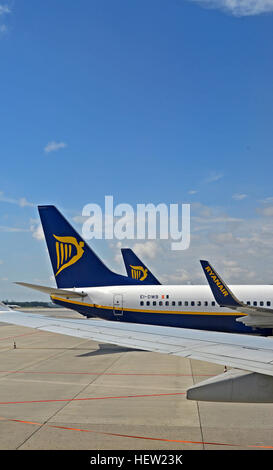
top-left (121, 248), bottom-right (161, 285)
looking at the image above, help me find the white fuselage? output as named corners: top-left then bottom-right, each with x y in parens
top-left (73, 284), bottom-right (273, 311)
top-left (50, 284), bottom-right (273, 334)
top-left (51, 284), bottom-right (273, 318)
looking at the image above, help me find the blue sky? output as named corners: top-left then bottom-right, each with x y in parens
top-left (1, 0), bottom-right (273, 299)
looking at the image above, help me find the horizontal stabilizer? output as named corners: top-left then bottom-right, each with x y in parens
top-left (0, 302), bottom-right (11, 311)
top-left (15, 282), bottom-right (87, 298)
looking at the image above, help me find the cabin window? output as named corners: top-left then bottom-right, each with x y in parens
top-left (172, 301), bottom-right (176, 306)
top-left (204, 301), bottom-right (208, 306)
top-left (166, 295), bottom-right (169, 299)
top-left (165, 301), bottom-right (169, 306)
top-left (140, 301), bottom-right (144, 306)
top-left (211, 301), bottom-right (215, 306)
top-left (146, 301), bottom-right (150, 306)
top-left (184, 301), bottom-right (188, 306)
top-left (253, 301), bottom-right (257, 306)
top-left (191, 301), bottom-right (195, 306)
top-left (153, 301), bottom-right (156, 306)
top-left (260, 301), bottom-right (264, 306)
top-left (178, 301), bottom-right (182, 306)
top-left (267, 301), bottom-right (271, 306)
top-left (246, 301), bottom-right (250, 305)
top-left (197, 301), bottom-right (201, 306)
top-left (159, 301), bottom-right (163, 306)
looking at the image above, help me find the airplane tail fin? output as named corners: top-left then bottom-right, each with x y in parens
top-left (200, 260), bottom-right (241, 307)
top-left (38, 205), bottom-right (142, 288)
top-left (121, 248), bottom-right (161, 285)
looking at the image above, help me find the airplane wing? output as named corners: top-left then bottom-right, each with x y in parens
top-left (1, 303), bottom-right (273, 402)
top-left (200, 260), bottom-right (273, 329)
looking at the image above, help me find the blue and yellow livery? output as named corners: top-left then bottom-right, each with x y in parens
top-left (16, 205), bottom-right (273, 337)
top-left (38, 205), bottom-right (144, 289)
top-left (121, 248), bottom-right (161, 285)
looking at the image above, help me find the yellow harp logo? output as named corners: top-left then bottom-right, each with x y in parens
top-left (53, 235), bottom-right (85, 276)
top-left (130, 265), bottom-right (148, 281)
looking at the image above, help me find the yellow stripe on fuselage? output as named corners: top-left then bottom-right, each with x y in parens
top-left (50, 295), bottom-right (246, 316)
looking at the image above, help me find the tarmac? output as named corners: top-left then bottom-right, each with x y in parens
top-left (0, 307), bottom-right (273, 450)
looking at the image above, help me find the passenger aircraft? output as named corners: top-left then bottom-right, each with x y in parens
top-left (16, 205), bottom-right (273, 335)
top-left (2, 205), bottom-right (273, 402)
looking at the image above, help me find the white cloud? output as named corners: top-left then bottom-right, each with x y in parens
top-left (192, 204), bottom-right (243, 227)
top-left (0, 5), bottom-right (11, 16)
top-left (0, 24), bottom-right (7, 33)
top-left (191, 0), bottom-right (273, 16)
top-left (132, 241), bottom-right (160, 260)
top-left (0, 191), bottom-right (34, 207)
top-left (161, 268), bottom-right (191, 283)
top-left (73, 215), bottom-right (89, 224)
top-left (0, 4), bottom-right (11, 36)
top-left (30, 220), bottom-right (44, 240)
top-left (260, 197), bottom-right (273, 204)
top-left (188, 190), bottom-right (198, 195)
top-left (102, 200), bottom-right (273, 285)
top-left (19, 197), bottom-right (34, 208)
top-left (44, 141), bottom-right (67, 154)
top-left (232, 193), bottom-right (248, 200)
top-left (222, 259), bottom-right (237, 267)
top-left (204, 171), bottom-right (223, 183)
top-left (0, 225), bottom-right (29, 233)
top-left (210, 232), bottom-right (234, 244)
top-left (256, 206), bottom-right (273, 217)
top-left (99, 209), bottom-right (273, 285)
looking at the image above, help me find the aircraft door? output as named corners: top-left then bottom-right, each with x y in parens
top-left (113, 294), bottom-right (123, 317)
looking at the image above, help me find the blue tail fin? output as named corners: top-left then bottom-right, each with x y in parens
top-left (38, 205), bottom-right (142, 288)
top-left (200, 260), bottom-right (241, 307)
top-left (121, 248), bottom-right (161, 285)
